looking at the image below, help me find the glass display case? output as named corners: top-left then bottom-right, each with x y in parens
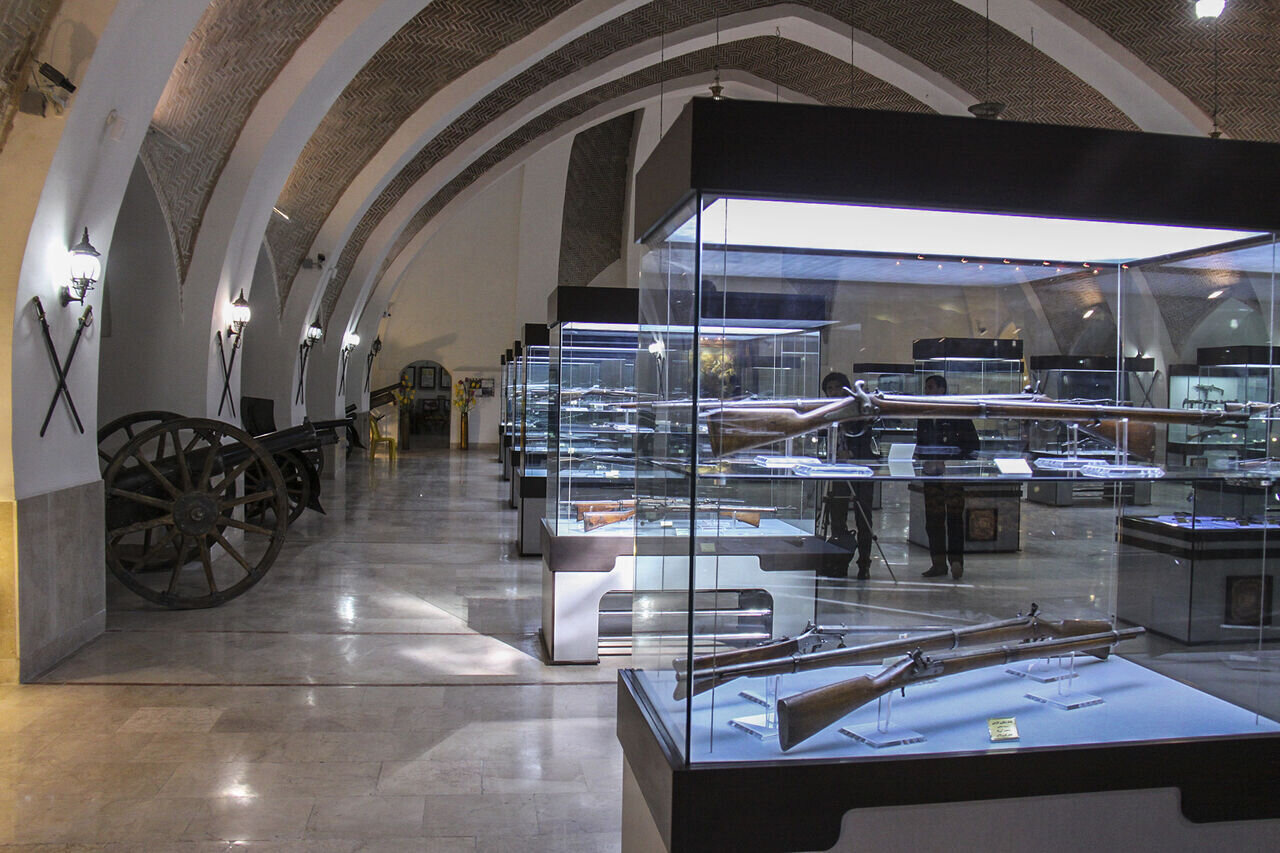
top-left (1025, 355), bottom-right (1158, 506)
top-left (514, 324), bottom-right (549, 550)
top-left (501, 342), bottom-right (519, 482)
top-left (619, 100), bottom-right (1280, 852)
top-left (539, 285), bottom-right (828, 663)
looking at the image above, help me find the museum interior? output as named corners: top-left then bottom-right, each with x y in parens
top-left (2, 1), bottom-right (1280, 850)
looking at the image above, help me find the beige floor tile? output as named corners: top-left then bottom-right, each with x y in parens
top-left (119, 706), bottom-right (225, 733)
top-left (179, 795), bottom-right (315, 841)
top-left (305, 795), bottom-right (426, 839)
top-left (421, 794), bottom-right (538, 838)
top-left (377, 758), bottom-right (483, 795)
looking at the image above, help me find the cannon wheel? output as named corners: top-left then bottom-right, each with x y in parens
top-left (103, 417), bottom-right (289, 609)
top-left (246, 450), bottom-right (312, 526)
top-left (97, 410), bottom-right (184, 473)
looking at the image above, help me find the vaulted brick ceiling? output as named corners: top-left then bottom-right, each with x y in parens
top-left (134, 0), bottom-right (1279, 328)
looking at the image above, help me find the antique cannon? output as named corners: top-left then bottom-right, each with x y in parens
top-left (99, 415), bottom-right (343, 609)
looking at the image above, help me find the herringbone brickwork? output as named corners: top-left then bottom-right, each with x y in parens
top-left (139, 0), bottom-right (338, 288)
top-left (1030, 274), bottom-right (1116, 355)
top-left (1062, 0), bottom-right (1280, 142)
top-left (557, 111), bottom-right (636, 289)
top-left (266, 0), bottom-right (578, 308)
top-left (288, 0), bottom-right (1129, 325)
top-left (1140, 265), bottom-right (1265, 360)
top-left (0, 0), bottom-right (57, 156)
top-left (316, 35), bottom-right (933, 327)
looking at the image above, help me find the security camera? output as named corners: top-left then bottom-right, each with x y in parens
top-left (317, 253), bottom-right (326, 266)
top-left (38, 63), bottom-right (75, 93)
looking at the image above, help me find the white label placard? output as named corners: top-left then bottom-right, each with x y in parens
top-left (994, 457), bottom-right (1033, 476)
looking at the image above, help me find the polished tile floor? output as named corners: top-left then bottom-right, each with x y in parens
top-left (4, 451), bottom-right (1275, 851)
top-left (3, 449), bottom-right (624, 851)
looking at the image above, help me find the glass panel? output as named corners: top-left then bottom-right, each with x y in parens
top-left (546, 323), bottom-right (642, 537)
top-left (633, 193), bottom-right (1278, 768)
top-left (521, 345), bottom-right (549, 476)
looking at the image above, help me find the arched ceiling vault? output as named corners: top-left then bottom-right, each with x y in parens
top-left (132, 0), bottom-right (1280, 347)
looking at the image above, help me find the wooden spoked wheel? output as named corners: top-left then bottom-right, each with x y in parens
top-left (97, 410), bottom-right (184, 474)
top-left (102, 417), bottom-right (288, 609)
top-left (246, 450), bottom-right (312, 526)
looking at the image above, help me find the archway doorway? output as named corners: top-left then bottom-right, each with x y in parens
top-left (398, 360), bottom-right (452, 450)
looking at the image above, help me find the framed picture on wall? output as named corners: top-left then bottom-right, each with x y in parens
top-left (418, 366), bottom-right (437, 390)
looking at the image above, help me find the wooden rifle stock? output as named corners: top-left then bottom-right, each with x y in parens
top-left (775, 627), bottom-right (1144, 751)
top-left (674, 613), bottom-right (1113, 699)
top-left (582, 509), bottom-right (636, 531)
top-left (572, 499), bottom-right (635, 521)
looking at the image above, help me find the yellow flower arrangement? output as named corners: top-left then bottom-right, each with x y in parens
top-left (452, 379), bottom-right (476, 414)
top-left (392, 376), bottom-right (415, 409)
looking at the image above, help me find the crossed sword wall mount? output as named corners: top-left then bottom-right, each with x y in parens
top-left (32, 296), bottom-right (91, 437)
top-left (215, 330), bottom-right (241, 418)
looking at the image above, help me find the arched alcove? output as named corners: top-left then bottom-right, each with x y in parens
top-left (98, 158), bottom-right (185, 424)
top-left (396, 359), bottom-right (452, 450)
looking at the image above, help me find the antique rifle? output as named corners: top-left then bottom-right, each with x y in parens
top-left (673, 607), bottom-right (1114, 699)
top-left (572, 499), bottom-right (635, 521)
top-left (775, 626), bottom-right (1145, 751)
top-left (581, 503), bottom-right (775, 531)
top-left (706, 381), bottom-right (1266, 457)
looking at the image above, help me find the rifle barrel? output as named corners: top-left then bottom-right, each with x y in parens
top-left (775, 627), bottom-right (1144, 751)
top-left (679, 615), bottom-right (1108, 699)
top-left (707, 392), bottom-right (1262, 457)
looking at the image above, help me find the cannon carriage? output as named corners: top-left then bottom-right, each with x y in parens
top-left (98, 411), bottom-right (348, 609)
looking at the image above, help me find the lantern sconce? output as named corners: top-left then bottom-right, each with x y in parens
top-left (227, 289), bottom-right (251, 340)
top-left (215, 288), bottom-right (253, 418)
top-left (338, 332), bottom-right (361, 396)
top-left (296, 316), bottom-right (324, 404)
top-left (63, 227), bottom-right (100, 306)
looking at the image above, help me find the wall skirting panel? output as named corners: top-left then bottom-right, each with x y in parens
top-left (16, 479), bottom-right (105, 681)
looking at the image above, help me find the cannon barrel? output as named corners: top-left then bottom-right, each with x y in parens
top-left (109, 422), bottom-right (318, 496)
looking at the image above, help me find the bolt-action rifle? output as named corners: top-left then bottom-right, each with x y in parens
top-left (673, 605), bottom-right (1112, 699)
top-left (774, 626), bottom-right (1145, 751)
top-left (706, 381), bottom-right (1266, 457)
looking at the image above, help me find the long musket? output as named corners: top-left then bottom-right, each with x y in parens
top-left (706, 381), bottom-right (1267, 457)
top-left (775, 626), bottom-right (1144, 751)
top-left (582, 502), bottom-right (780, 531)
top-left (674, 607), bottom-right (1113, 699)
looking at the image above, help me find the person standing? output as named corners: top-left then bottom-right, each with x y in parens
top-left (916, 374), bottom-right (979, 579)
top-left (819, 372), bottom-right (875, 580)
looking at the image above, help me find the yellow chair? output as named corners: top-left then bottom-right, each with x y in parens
top-left (370, 415), bottom-right (397, 462)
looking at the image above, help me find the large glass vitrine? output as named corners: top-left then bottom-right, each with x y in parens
top-left (620, 100), bottom-right (1280, 851)
top-left (514, 323), bottom-right (549, 550)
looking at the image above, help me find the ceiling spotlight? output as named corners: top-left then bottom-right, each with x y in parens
top-left (1195, 0), bottom-right (1225, 19)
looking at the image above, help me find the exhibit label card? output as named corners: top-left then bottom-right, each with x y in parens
top-left (988, 717), bottom-right (1020, 742)
top-left (994, 457), bottom-right (1033, 476)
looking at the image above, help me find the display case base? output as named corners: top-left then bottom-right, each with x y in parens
top-left (839, 723), bottom-right (926, 748)
top-left (1024, 690), bottom-right (1104, 710)
top-left (618, 671), bottom-right (1280, 853)
top-left (729, 714), bottom-right (779, 741)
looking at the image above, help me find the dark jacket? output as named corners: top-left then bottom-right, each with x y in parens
top-left (915, 417), bottom-right (980, 460)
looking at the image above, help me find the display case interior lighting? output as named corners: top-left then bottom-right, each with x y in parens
top-left (64, 227), bottom-right (100, 306)
top-left (1196, 0), bottom-right (1226, 18)
top-left (670, 199), bottom-right (1265, 264)
top-left (227, 289), bottom-right (251, 337)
